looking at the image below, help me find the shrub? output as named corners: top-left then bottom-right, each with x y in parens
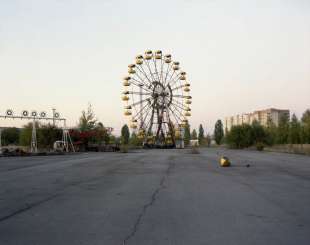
top-left (226, 122), bottom-right (269, 149)
top-left (256, 142), bottom-right (264, 151)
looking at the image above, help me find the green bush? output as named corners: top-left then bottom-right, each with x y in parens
top-left (225, 122), bottom-right (269, 149)
top-left (256, 142), bottom-right (264, 151)
top-left (120, 144), bottom-right (128, 153)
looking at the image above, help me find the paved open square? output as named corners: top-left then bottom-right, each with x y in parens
top-left (0, 149), bottom-right (309, 245)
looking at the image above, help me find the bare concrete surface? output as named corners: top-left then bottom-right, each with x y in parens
top-left (0, 148), bottom-right (309, 245)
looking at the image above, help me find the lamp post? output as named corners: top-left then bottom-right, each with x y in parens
top-left (52, 108), bottom-right (56, 127)
top-left (0, 128), bottom-right (2, 154)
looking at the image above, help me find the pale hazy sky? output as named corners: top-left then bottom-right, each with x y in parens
top-left (1, 0), bottom-right (309, 134)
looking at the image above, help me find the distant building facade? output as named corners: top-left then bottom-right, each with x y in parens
top-left (225, 108), bottom-right (290, 131)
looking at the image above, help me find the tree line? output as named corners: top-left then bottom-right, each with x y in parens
top-left (0, 104), bottom-right (111, 151)
top-left (2, 106), bottom-right (309, 150)
top-left (213, 109), bottom-right (310, 149)
top-left (119, 123), bottom-right (212, 147)
top-left (1, 123), bottom-right (63, 149)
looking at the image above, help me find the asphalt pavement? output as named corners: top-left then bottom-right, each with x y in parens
top-left (0, 148), bottom-right (309, 245)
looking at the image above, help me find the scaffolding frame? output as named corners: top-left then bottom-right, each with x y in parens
top-left (0, 110), bottom-right (75, 153)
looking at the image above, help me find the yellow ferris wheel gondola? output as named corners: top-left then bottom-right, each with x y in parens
top-left (122, 95), bottom-right (129, 101)
top-left (155, 50), bottom-right (162, 59)
top-left (130, 123), bottom-right (137, 129)
top-left (124, 110), bottom-right (132, 116)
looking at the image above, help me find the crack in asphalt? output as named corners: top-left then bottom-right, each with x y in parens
top-left (0, 193), bottom-right (60, 222)
top-left (0, 160), bottom-right (129, 223)
top-left (122, 156), bottom-right (175, 245)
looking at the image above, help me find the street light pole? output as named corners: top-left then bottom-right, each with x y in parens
top-left (52, 108), bottom-right (56, 126)
top-left (0, 128), bottom-right (2, 153)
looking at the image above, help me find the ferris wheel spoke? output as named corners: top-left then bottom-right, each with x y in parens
top-left (171, 71), bottom-right (182, 81)
top-left (143, 105), bottom-right (153, 124)
top-left (168, 106), bottom-right (183, 124)
top-left (170, 101), bottom-right (186, 116)
top-left (128, 97), bottom-right (152, 107)
top-left (130, 78), bottom-right (152, 92)
top-left (163, 63), bottom-right (173, 86)
top-left (145, 59), bottom-right (157, 82)
top-left (169, 74), bottom-right (182, 87)
top-left (168, 70), bottom-right (184, 87)
top-left (171, 98), bottom-right (185, 107)
top-left (172, 94), bottom-right (190, 99)
top-left (170, 84), bottom-right (185, 91)
top-left (135, 65), bottom-right (153, 85)
top-left (166, 70), bottom-right (176, 85)
top-left (160, 59), bottom-right (164, 84)
top-left (135, 103), bottom-right (152, 131)
top-left (152, 57), bottom-right (161, 82)
top-left (132, 102), bottom-right (151, 121)
top-left (167, 108), bottom-right (180, 125)
top-left (127, 91), bottom-right (152, 96)
top-left (170, 101), bottom-right (188, 112)
top-left (132, 73), bottom-right (150, 88)
top-left (143, 113), bottom-right (152, 131)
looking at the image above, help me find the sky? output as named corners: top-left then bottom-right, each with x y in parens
top-left (1, 0), bottom-right (310, 134)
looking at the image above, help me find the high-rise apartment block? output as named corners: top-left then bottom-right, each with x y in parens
top-left (225, 108), bottom-right (290, 131)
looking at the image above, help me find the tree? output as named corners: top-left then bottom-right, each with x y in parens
top-left (225, 125), bottom-right (244, 148)
top-left (301, 109), bottom-right (310, 143)
top-left (19, 122), bottom-right (40, 146)
top-left (214, 120), bottom-right (224, 145)
top-left (198, 124), bottom-right (205, 145)
top-left (109, 135), bottom-right (116, 144)
top-left (226, 124), bottom-right (254, 149)
top-left (225, 122), bottom-right (269, 149)
top-left (276, 114), bottom-right (289, 144)
top-left (191, 129), bottom-right (198, 140)
top-left (78, 104), bottom-right (97, 131)
top-left (289, 114), bottom-right (301, 144)
top-left (251, 120), bottom-right (267, 145)
top-left (95, 122), bottom-right (110, 145)
top-left (129, 132), bottom-right (141, 146)
top-left (38, 124), bottom-right (62, 149)
top-left (183, 124), bottom-right (191, 146)
top-left (121, 124), bottom-right (130, 145)
top-left (265, 118), bottom-right (277, 146)
top-left (1, 127), bottom-right (19, 145)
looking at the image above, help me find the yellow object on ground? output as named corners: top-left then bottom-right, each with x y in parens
top-left (220, 156), bottom-right (231, 167)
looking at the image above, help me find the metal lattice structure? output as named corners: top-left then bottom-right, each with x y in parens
top-left (0, 109), bottom-right (74, 153)
top-left (121, 50), bottom-right (192, 146)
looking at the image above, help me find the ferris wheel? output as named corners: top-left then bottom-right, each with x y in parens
top-left (121, 50), bottom-right (192, 146)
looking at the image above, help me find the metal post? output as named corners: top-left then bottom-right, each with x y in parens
top-left (62, 120), bottom-right (75, 153)
top-left (31, 119), bottom-right (37, 153)
top-left (52, 108), bottom-right (56, 127)
top-left (139, 85), bottom-right (143, 128)
top-left (0, 128), bottom-right (2, 154)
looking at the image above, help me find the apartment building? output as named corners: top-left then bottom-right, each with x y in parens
top-left (225, 108), bottom-right (290, 131)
